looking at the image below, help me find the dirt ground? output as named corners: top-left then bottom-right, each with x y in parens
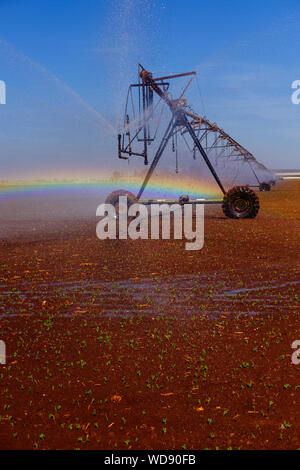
top-left (0, 179), bottom-right (299, 450)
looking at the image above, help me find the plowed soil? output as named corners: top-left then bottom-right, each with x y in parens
top-left (0, 180), bottom-right (299, 450)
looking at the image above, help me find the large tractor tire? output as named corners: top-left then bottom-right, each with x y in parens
top-left (105, 190), bottom-right (137, 218)
top-left (222, 186), bottom-right (259, 219)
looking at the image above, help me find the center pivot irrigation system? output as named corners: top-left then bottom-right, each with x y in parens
top-left (106, 64), bottom-right (276, 219)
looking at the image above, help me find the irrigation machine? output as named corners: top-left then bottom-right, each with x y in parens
top-left (106, 64), bottom-right (276, 218)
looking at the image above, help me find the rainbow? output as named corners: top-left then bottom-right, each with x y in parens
top-left (0, 175), bottom-right (221, 201)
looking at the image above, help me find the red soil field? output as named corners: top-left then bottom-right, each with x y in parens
top-left (0, 179), bottom-right (299, 450)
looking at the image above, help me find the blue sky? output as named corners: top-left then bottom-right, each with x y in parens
top-left (0, 0), bottom-right (299, 180)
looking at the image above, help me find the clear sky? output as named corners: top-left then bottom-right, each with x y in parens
top-left (0, 0), bottom-right (299, 180)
